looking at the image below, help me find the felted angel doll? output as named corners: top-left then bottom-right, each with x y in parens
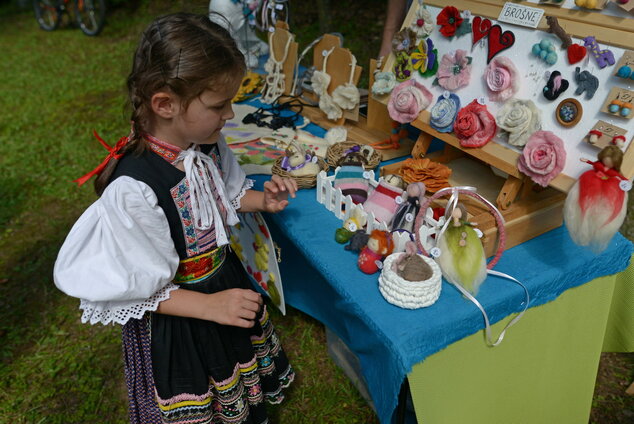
top-left (358, 230), bottom-right (394, 274)
top-left (564, 145), bottom-right (629, 252)
top-left (390, 182), bottom-right (426, 233)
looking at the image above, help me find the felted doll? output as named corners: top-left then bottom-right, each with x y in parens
top-left (436, 203), bottom-right (487, 295)
top-left (391, 241), bottom-right (433, 282)
top-left (334, 165), bottom-right (370, 204)
top-left (358, 229), bottom-right (394, 274)
top-left (280, 141), bottom-right (321, 177)
top-left (335, 207), bottom-right (367, 244)
top-left (390, 182), bottom-right (426, 233)
top-left (344, 231), bottom-right (371, 252)
top-left (564, 145), bottom-right (629, 253)
top-left (363, 175), bottom-right (405, 224)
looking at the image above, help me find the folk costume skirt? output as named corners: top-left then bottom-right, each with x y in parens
top-left (122, 250), bottom-right (294, 424)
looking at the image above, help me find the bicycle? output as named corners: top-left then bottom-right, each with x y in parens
top-left (33, 0), bottom-right (106, 36)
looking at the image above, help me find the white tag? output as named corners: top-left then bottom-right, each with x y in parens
top-left (322, 49), bottom-right (329, 57)
top-left (475, 228), bottom-right (483, 238)
top-left (405, 213), bottom-right (414, 223)
top-left (268, 27), bottom-right (275, 33)
top-left (544, 71), bottom-right (551, 80)
top-left (463, 10), bottom-right (472, 19)
top-left (498, 2), bottom-right (544, 29)
top-left (430, 247), bottom-right (441, 258)
top-left (362, 171), bottom-right (372, 179)
top-left (275, 3), bottom-right (284, 9)
top-left (620, 180), bottom-right (632, 192)
top-left (477, 96), bottom-right (486, 105)
top-left (347, 222), bottom-right (357, 232)
top-left (375, 260), bottom-right (383, 270)
top-left (395, 196), bottom-right (403, 205)
top-left (443, 90), bottom-right (451, 99)
top-left (311, 155), bottom-right (318, 163)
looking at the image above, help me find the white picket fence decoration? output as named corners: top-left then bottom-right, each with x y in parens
top-left (316, 169), bottom-right (444, 253)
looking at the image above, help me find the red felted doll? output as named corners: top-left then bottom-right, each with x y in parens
top-left (358, 230), bottom-right (394, 274)
top-left (564, 145), bottom-right (629, 252)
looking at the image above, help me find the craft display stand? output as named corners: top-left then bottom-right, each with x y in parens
top-left (369, 0), bottom-right (634, 256)
top-left (268, 21), bottom-right (298, 98)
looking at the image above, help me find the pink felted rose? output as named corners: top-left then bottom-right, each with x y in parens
top-left (437, 49), bottom-right (472, 91)
top-left (484, 56), bottom-right (519, 102)
top-left (454, 100), bottom-right (497, 148)
top-left (517, 130), bottom-right (566, 187)
top-left (388, 79), bottom-right (433, 124)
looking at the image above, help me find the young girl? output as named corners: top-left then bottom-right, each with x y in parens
top-left (54, 13), bottom-right (297, 424)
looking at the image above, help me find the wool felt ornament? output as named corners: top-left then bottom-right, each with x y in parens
top-left (543, 71), bottom-right (569, 101)
top-left (372, 71), bottom-right (397, 95)
top-left (454, 99), bottom-right (497, 148)
top-left (430, 93), bottom-right (461, 133)
top-left (436, 6), bottom-right (471, 38)
top-left (608, 99), bottom-right (633, 118)
top-left (392, 28), bottom-right (417, 54)
top-left (532, 39), bottom-right (558, 65)
top-left (391, 182), bottom-right (426, 233)
top-left (398, 158), bottom-right (452, 192)
top-left (564, 145), bottom-right (629, 253)
top-left (388, 79), bottom-right (433, 124)
top-left (486, 25), bottom-right (515, 64)
top-left (363, 179), bottom-right (405, 224)
top-left (358, 229), bottom-right (394, 274)
top-left (484, 56), bottom-right (520, 102)
top-left (517, 130), bottom-right (566, 187)
top-left (411, 38), bottom-right (439, 78)
top-left (546, 16), bottom-right (572, 49)
top-left (617, 64), bottom-right (634, 80)
top-left (436, 49), bottom-right (472, 91)
top-left (344, 230), bottom-right (371, 252)
top-left (335, 207), bottom-right (367, 244)
top-left (393, 51), bottom-right (414, 81)
top-left (575, 66), bottom-right (599, 100)
top-left (583, 36), bottom-right (615, 68)
top-left (410, 2), bottom-right (434, 40)
top-left (496, 99), bottom-right (541, 148)
top-left (280, 141), bottom-right (321, 177)
top-left (334, 165), bottom-right (371, 204)
top-left (567, 43), bottom-right (587, 65)
top-left (471, 16), bottom-right (492, 46)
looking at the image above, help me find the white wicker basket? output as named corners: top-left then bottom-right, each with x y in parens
top-left (378, 252), bottom-right (442, 309)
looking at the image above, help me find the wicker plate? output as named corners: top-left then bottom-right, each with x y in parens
top-left (325, 142), bottom-right (382, 169)
top-left (271, 156), bottom-right (329, 189)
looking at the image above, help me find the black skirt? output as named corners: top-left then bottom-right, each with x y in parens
top-left (149, 250), bottom-right (294, 424)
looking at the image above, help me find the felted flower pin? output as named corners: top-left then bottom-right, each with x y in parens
top-left (410, 5), bottom-right (434, 40)
top-left (411, 39), bottom-right (438, 78)
top-left (454, 99), bottom-right (497, 148)
top-left (435, 49), bottom-right (472, 91)
top-left (388, 79), bottom-right (433, 124)
top-left (517, 130), bottom-right (566, 187)
top-left (394, 51), bottom-right (414, 82)
top-left (430, 93), bottom-right (461, 133)
top-left (436, 6), bottom-right (471, 38)
top-left (372, 71), bottom-right (397, 96)
top-left (392, 28), bottom-right (417, 54)
top-left (496, 99), bottom-right (541, 148)
top-left (484, 56), bottom-right (519, 102)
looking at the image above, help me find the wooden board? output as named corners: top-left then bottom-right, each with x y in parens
top-left (269, 23), bottom-right (298, 97)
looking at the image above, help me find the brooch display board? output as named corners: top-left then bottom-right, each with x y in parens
top-left (370, 0), bottom-right (634, 253)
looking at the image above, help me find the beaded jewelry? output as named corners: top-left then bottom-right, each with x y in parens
top-left (261, 30), bottom-right (294, 104)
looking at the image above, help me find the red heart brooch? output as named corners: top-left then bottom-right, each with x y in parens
top-left (472, 16), bottom-right (492, 45)
top-left (567, 43), bottom-right (587, 65)
top-left (487, 25), bottom-right (515, 63)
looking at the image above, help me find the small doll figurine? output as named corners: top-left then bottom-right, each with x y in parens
top-left (335, 207), bottom-right (367, 244)
top-left (280, 141), bottom-right (321, 177)
top-left (390, 182), bottom-right (426, 233)
top-left (391, 241), bottom-right (433, 282)
top-left (363, 174), bottom-right (405, 224)
top-left (358, 230), bottom-right (394, 274)
top-left (436, 203), bottom-right (487, 295)
top-left (564, 145), bottom-right (629, 252)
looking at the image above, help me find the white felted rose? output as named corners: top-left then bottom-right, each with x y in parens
top-left (332, 83), bottom-right (360, 110)
top-left (496, 99), bottom-right (542, 147)
top-left (319, 93), bottom-right (343, 120)
top-left (371, 71), bottom-right (397, 95)
top-left (410, 6), bottom-right (434, 40)
top-left (325, 126), bottom-right (348, 144)
top-left (311, 70), bottom-right (331, 96)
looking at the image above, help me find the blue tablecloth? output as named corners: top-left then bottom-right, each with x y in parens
top-left (241, 101), bottom-right (633, 423)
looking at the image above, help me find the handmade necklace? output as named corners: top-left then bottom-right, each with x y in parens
top-left (261, 30), bottom-right (294, 104)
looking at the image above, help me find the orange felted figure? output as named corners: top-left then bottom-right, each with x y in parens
top-left (358, 230), bottom-right (395, 274)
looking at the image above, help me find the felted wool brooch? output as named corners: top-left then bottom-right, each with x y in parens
top-left (436, 6), bottom-right (471, 38)
top-left (372, 71), bottom-right (397, 96)
top-left (388, 79), bottom-right (433, 124)
top-left (392, 28), bottom-right (417, 54)
top-left (496, 99), bottom-right (541, 148)
top-left (484, 56), bottom-right (519, 102)
top-left (411, 39), bottom-right (439, 78)
top-left (436, 49), bottom-right (472, 91)
top-left (517, 130), bottom-right (566, 187)
top-left (398, 158), bottom-right (452, 193)
top-left (454, 100), bottom-right (497, 148)
top-left (410, 5), bottom-right (434, 40)
top-left (430, 93), bottom-right (461, 133)
top-left (394, 51), bottom-right (414, 81)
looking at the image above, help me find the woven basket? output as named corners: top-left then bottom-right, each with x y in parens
top-left (271, 156), bottom-right (329, 189)
top-left (378, 252), bottom-right (442, 309)
top-left (325, 142), bottom-right (382, 170)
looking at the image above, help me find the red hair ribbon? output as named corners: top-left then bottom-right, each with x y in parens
top-left (73, 130), bottom-right (129, 186)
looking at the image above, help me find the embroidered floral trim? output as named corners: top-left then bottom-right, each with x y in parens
top-left (232, 178), bottom-right (254, 210)
top-left (79, 283), bottom-right (180, 325)
top-left (145, 134), bottom-right (182, 163)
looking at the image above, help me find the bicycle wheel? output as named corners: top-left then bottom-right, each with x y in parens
top-left (33, 0), bottom-right (60, 31)
top-left (74, 0), bottom-right (106, 36)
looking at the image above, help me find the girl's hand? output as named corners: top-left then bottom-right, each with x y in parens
top-left (263, 175), bottom-right (298, 213)
top-left (207, 289), bottom-right (263, 328)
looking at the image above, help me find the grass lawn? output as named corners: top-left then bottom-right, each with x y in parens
top-left (0, 0), bottom-right (632, 423)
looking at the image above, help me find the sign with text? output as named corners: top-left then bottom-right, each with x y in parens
top-left (498, 2), bottom-right (544, 29)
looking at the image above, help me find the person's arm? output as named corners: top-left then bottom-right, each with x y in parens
top-left (156, 287), bottom-right (262, 328)
top-left (238, 174), bottom-right (298, 213)
top-left (379, 0), bottom-right (408, 58)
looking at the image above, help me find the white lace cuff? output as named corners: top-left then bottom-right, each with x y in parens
top-left (231, 178), bottom-right (255, 210)
top-left (79, 283), bottom-right (180, 325)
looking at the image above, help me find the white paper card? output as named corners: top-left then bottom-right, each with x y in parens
top-left (498, 2), bottom-right (544, 29)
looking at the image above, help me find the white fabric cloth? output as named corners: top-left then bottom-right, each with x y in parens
top-left (54, 136), bottom-right (252, 325)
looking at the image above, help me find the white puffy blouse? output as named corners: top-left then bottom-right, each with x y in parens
top-left (54, 135), bottom-right (252, 326)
